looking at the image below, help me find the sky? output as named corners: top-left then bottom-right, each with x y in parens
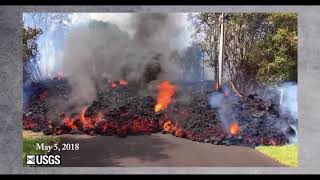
top-left (23, 13), bottom-right (196, 78)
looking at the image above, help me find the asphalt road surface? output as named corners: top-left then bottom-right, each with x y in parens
top-left (51, 133), bottom-right (284, 167)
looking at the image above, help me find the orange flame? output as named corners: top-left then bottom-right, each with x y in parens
top-left (119, 80), bottom-right (128, 85)
top-left (230, 122), bottom-right (240, 135)
top-left (163, 121), bottom-right (176, 133)
top-left (174, 127), bottom-right (184, 137)
top-left (155, 81), bottom-right (176, 113)
top-left (163, 120), bottom-right (184, 137)
top-left (64, 115), bottom-right (77, 129)
top-left (80, 106), bottom-right (93, 129)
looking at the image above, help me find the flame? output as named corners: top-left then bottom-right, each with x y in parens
top-left (174, 127), bottom-right (183, 137)
top-left (163, 121), bottom-right (176, 133)
top-left (119, 80), bottom-right (128, 85)
top-left (230, 121), bottom-right (240, 135)
top-left (80, 106), bottom-right (94, 129)
top-left (64, 114), bottom-right (77, 129)
top-left (154, 81), bottom-right (176, 113)
top-left (163, 120), bottom-right (184, 137)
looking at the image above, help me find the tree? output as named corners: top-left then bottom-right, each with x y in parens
top-left (23, 27), bottom-right (43, 82)
top-left (190, 13), bottom-right (297, 95)
top-left (189, 13), bottom-right (221, 81)
top-left (180, 44), bottom-right (203, 81)
top-left (223, 13), bottom-right (269, 94)
top-left (252, 13), bottom-right (298, 85)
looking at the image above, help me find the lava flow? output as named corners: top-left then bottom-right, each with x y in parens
top-left (63, 114), bottom-right (77, 129)
top-left (80, 106), bottom-right (94, 129)
top-left (154, 81), bottom-right (176, 113)
top-left (23, 80), bottom-right (292, 147)
top-left (163, 120), bottom-right (175, 133)
top-left (119, 80), bottom-right (128, 85)
top-left (162, 120), bottom-right (184, 137)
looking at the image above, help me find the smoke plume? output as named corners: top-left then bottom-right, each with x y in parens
top-left (61, 13), bottom-right (186, 109)
top-left (208, 85), bottom-right (238, 130)
top-left (277, 82), bottom-right (298, 120)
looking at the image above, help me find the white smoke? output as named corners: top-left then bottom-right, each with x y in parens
top-left (277, 82), bottom-right (298, 120)
top-left (60, 13), bottom-right (193, 110)
top-left (208, 86), bottom-right (238, 131)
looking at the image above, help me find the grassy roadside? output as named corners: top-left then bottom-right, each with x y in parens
top-left (23, 130), bottom-right (60, 166)
top-left (256, 144), bottom-right (298, 167)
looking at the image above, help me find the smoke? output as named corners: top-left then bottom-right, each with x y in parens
top-left (277, 82), bottom-right (298, 120)
top-left (208, 85), bottom-right (239, 130)
top-left (208, 82), bottom-right (298, 144)
top-left (277, 82), bottom-right (298, 144)
top-left (61, 13), bottom-right (186, 109)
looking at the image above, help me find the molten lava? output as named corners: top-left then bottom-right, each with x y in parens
top-left (64, 115), bottom-right (77, 129)
top-left (163, 120), bottom-right (176, 133)
top-left (119, 80), bottom-right (128, 85)
top-left (111, 83), bottom-right (117, 88)
top-left (230, 121), bottom-right (240, 135)
top-left (23, 118), bottom-right (38, 129)
top-left (155, 81), bottom-right (176, 113)
top-left (162, 120), bottom-right (184, 137)
top-left (80, 106), bottom-right (94, 129)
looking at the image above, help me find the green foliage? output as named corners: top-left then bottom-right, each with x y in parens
top-left (253, 13), bottom-right (297, 85)
top-left (23, 27), bottom-right (43, 82)
top-left (191, 13), bottom-right (297, 91)
top-left (23, 27), bottom-right (43, 63)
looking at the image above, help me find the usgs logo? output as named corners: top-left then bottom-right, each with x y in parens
top-left (26, 154), bottom-right (61, 166)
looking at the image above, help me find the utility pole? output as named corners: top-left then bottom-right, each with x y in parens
top-left (218, 13), bottom-right (225, 90)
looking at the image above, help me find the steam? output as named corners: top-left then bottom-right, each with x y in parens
top-left (208, 86), bottom-right (238, 130)
top-left (277, 82), bottom-right (298, 120)
top-left (208, 82), bottom-right (298, 143)
top-left (277, 82), bottom-right (298, 144)
top-left (61, 13), bottom-right (187, 109)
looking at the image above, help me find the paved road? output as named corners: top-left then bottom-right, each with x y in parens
top-left (51, 133), bottom-right (284, 167)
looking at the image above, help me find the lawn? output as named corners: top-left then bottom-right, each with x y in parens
top-left (22, 130), bottom-right (60, 166)
top-left (256, 144), bottom-right (298, 167)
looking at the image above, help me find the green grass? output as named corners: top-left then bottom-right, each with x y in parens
top-left (256, 144), bottom-right (298, 167)
top-left (23, 131), bottom-right (60, 166)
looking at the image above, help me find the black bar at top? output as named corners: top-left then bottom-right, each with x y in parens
top-left (0, 0), bottom-right (319, 6)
